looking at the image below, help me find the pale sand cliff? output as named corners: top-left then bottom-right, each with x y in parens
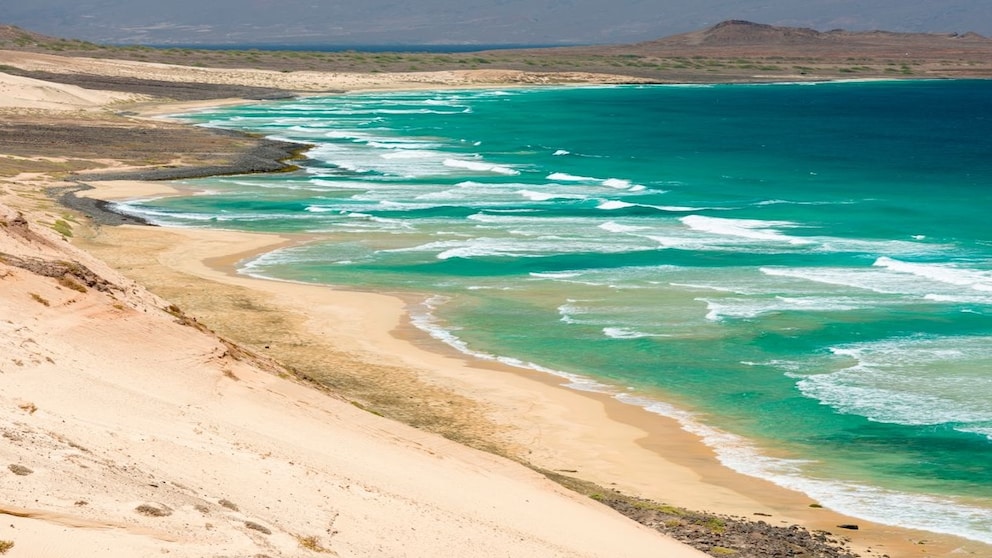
top-left (1, 51), bottom-right (986, 557)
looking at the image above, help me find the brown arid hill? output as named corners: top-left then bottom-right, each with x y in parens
top-left (629, 19), bottom-right (992, 56)
top-left (530, 20), bottom-right (992, 81)
top-left (3, 20), bottom-right (992, 82)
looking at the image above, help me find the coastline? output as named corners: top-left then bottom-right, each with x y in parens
top-left (71, 175), bottom-right (987, 557)
top-left (4, 48), bottom-right (991, 555)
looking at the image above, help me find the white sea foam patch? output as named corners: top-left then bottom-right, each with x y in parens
top-left (466, 212), bottom-right (598, 227)
top-left (516, 189), bottom-right (589, 202)
top-left (452, 236), bottom-right (644, 259)
top-left (698, 296), bottom-right (867, 321)
top-left (761, 267), bottom-right (907, 294)
top-left (792, 337), bottom-right (992, 438)
top-left (367, 140), bottom-right (444, 150)
top-left (602, 327), bottom-right (669, 339)
top-left (557, 299), bottom-right (600, 325)
top-left (379, 233), bottom-right (642, 261)
top-left (444, 158), bottom-right (520, 175)
top-left (760, 265), bottom-right (992, 304)
top-left (237, 245), bottom-right (319, 278)
top-left (409, 295), bottom-right (611, 394)
top-left (109, 200), bottom-right (195, 226)
top-left (530, 271), bottom-right (582, 279)
top-left (597, 200), bottom-right (636, 210)
top-left (669, 282), bottom-right (758, 295)
top-left (601, 178), bottom-right (631, 189)
top-left (755, 198), bottom-right (857, 207)
top-left (599, 221), bottom-right (649, 234)
top-left (598, 200), bottom-right (689, 212)
top-left (379, 149), bottom-right (446, 160)
top-left (875, 257), bottom-right (992, 292)
top-left (547, 172), bottom-right (598, 182)
top-left (598, 178), bottom-right (650, 192)
top-left (553, 149), bottom-right (570, 156)
top-left (681, 215), bottom-right (815, 245)
top-left (111, 201), bottom-right (312, 226)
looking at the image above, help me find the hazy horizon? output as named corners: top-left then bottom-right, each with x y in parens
top-left (4, 1), bottom-right (992, 47)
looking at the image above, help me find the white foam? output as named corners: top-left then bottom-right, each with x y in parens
top-left (557, 299), bottom-right (598, 325)
top-left (602, 327), bottom-right (667, 339)
top-left (789, 337), bottom-right (992, 435)
top-left (760, 266), bottom-right (992, 305)
top-left (379, 149), bottom-right (443, 160)
top-left (698, 296), bottom-right (865, 321)
top-left (443, 158), bottom-right (520, 175)
top-left (553, 149), bottom-right (570, 156)
top-left (516, 189), bottom-right (588, 202)
top-left (760, 267), bottom-right (899, 294)
top-left (547, 172), bottom-right (598, 182)
top-left (669, 282), bottom-right (742, 294)
top-left (597, 200), bottom-right (636, 210)
top-left (754, 198), bottom-right (856, 207)
top-left (598, 221), bottom-right (647, 234)
top-left (598, 178), bottom-right (626, 189)
top-left (875, 257), bottom-right (992, 292)
top-left (409, 295), bottom-right (611, 393)
top-left (529, 271), bottom-right (582, 279)
top-left (681, 215), bottom-right (814, 245)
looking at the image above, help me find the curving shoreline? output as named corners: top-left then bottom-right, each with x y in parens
top-left (67, 114), bottom-right (978, 558)
top-left (3, 48), bottom-right (990, 556)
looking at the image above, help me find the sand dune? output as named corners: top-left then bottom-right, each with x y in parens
top-left (0, 71), bottom-right (140, 110)
top-left (0, 199), bottom-right (706, 557)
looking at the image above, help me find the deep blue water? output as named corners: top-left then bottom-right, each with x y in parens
top-left (124, 80), bottom-right (992, 542)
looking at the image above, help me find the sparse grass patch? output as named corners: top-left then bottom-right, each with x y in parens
top-left (135, 503), bottom-right (172, 517)
top-left (631, 501), bottom-right (686, 516)
top-left (8, 464), bottom-right (33, 476)
top-left (30, 292), bottom-right (49, 306)
top-left (59, 275), bottom-right (87, 293)
top-left (219, 498), bottom-right (239, 511)
top-left (244, 521), bottom-right (272, 534)
top-left (702, 516), bottom-right (727, 533)
top-left (0, 540), bottom-right (13, 554)
top-left (296, 534), bottom-right (333, 553)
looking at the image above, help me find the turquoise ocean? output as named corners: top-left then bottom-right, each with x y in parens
top-left (125, 80), bottom-right (992, 542)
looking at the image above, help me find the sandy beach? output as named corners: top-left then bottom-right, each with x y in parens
top-left (2, 49), bottom-right (989, 557)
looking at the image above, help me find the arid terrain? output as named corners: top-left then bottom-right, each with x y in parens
top-left (1, 20), bottom-right (990, 557)
top-left (4, 19), bottom-right (992, 83)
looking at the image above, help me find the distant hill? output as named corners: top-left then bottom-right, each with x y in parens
top-left (0, 24), bottom-right (61, 45)
top-left (665, 20), bottom-right (829, 46)
top-left (601, 20), bottom-right (992, 58)
top-left (660, 20), bottom-right (988, 46)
